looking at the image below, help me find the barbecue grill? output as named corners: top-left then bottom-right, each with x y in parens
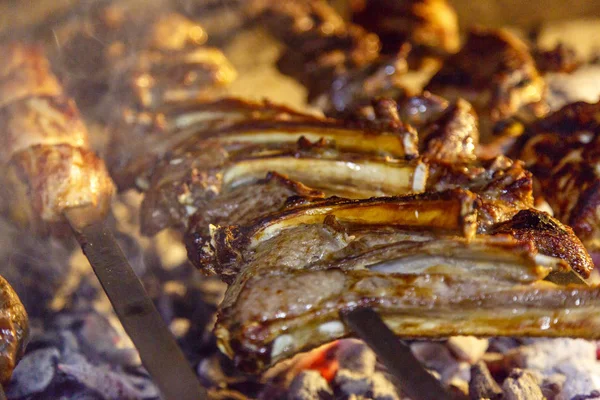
top-left (1, 1), bottom-right (600, 400)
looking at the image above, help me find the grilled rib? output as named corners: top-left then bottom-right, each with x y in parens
top-left (0, 43), bottom-right (114, 234)
top-left (140, 137), bottom-right (427, 235)
top-left (209, 197), bottom-right (592, 372)
top-left (107, 97), bottom-right (419, 190)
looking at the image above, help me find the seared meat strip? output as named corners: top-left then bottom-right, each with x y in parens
top-left (513, 101), bottom-right (600, 257)
top-left (425, 27), bottom-right (547, 146)
top-left (0, 44), bottom-right (114, 234)
top-left (350, 0), bottom-right (460, 56)
top-left (107, 97), bottom-right (418, 190)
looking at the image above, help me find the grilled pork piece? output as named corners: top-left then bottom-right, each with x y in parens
top-left (0, 43), bottom-right (114, 233)
top-left (0, 276), bottom-right (28, 383)
top-left (513, 101), bottom-right (600, 258)
top-left (54, 3), bottom-right (236, 113)
top-left (425, 27), bottom-right (547, 145)
top-left (209, 192), bottom-right (592, 372)
top-left (350, 0), bottom-right (460, 56)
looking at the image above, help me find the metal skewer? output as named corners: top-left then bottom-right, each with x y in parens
top-left (67, 209), bottom-right (207, 400)
top-left (341, 307), bottom-right (453, 400)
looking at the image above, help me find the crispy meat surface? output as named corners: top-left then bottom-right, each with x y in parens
top-left (350, 0), bottom-right (460, 56)
top-left (2, 144), bottom-right (114, 234)
top-left (514, 101), bottom-right (600, 255)
top-left (0, 276), bottom-right (28, 383)
top-left (425, 27), bottom-right (547, 144)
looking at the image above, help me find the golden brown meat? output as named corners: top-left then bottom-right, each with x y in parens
top-left (426, 27), bottom-right (547, 146)
top-left (0, 43), bottom-right (114, 234)
top-left (0, 276), bottom-right (28, 384)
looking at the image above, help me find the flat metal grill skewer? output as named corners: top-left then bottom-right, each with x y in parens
top-left (67, 214), bottom-right (207, 400)
top-left (342, 307), bottom-right (453, 400)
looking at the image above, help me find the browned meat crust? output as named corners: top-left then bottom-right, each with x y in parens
top-left (514, 101), bottom-right (600, 255)
top-left (491, 210), bottom-right (594, 278)
top-left (427, 156), bottom-right (534, 231)
top-left (0, 44), bottom-right (114, 233)
top-left (425, 27), bottom-right (547, 144)
top-left (0, 276), bottom-right (28, 384)
top-left (532, 43), bottom-right (581, 74)
top-left (350, 0), bottom-right (460, 56)
top-left (206, 189), bottom-right (478, 282)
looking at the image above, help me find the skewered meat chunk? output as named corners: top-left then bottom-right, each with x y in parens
top-left (0, 43), bottom-right (114, 233)
top-left (0, 43), bottom-right (63, 108)
top-left (209, 191), bottom-right (593, 372)
top-left (0, 276), bottom-right (28, 384)
top-left (513, 101), bottom-right (600, 258)
top-left (350, 0), bottom-right (460, 56)
top-left (54, 3), bottom-right (236, 114)
top-left (425, 27), bottom-right (547, 144)
top-left (248, 0), bottom-right (381, 104)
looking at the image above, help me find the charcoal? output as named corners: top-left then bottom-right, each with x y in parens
top-left (335, 368), bottom-right (371, 397)
top-left (6, 347), bottom-right (60, 398)
top-left (447, 337), bottom-right (489, 364)
top-left (288, 370), bottom-right (333, 400)
top-left (410, 342), bottom-right (457, 373)
top-left (369, 372), bottom-right (399, 400)
top-left (337, 339), bottom-right (377, 375)
top-left (539, 373), bottom-right (566, 400)
top-left (469, 361), bottom-right (503, 400)
top-left (502, 369), bottom-right (544, 400)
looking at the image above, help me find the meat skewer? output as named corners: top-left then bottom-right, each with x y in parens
top-left (0, 43), bottom-right (207, 400)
